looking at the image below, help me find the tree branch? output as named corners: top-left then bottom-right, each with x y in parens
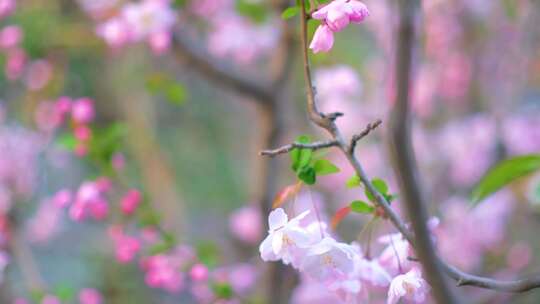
top-left (388, 1), bottom-right (457, 303)
top-left (260, 140), bottom-right (339, 157)
top-left (349, 119), bottom-right (382, 154)
top-left (171, 32), bottom-right (274, 104)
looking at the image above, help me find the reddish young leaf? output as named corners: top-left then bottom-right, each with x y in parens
top-left (272, 182), bottom-right (303, 209)
top-left (331, 206), bottom-right (351, 230)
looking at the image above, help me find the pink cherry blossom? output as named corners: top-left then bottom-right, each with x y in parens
top-left (148, 31), bottom-right (171, 55)
top-left (74, 125), bottom-right (92, 141)
top-left (229, 205), bottom-right (262, 244)
top-left (387, 268), bottom-right (430, 304)
top-left (190, 263), bottom-right (209, 282)
top-left (142, 254), bottom-right (185, 293)
top-left (96, 17), bottom-right (131, 49)
top-left (259, 208), bottom-right (314, 267)
top-left (52, 189), bottom-right (72, 208)
top-left (0, 0), bottom-right (15, 19)
top-left (300, 237), bottom-right (358, 282)
top-left (109, 226), bottom-right (141, 263)
top-left (71, 98), bottom-right (95, 124)
top-left (309, 25), bottom-right (334, 54)
top-left (121, 0), bottom-right (176, 41)
top-left (120, 189), bottom-right (142, 215)
top-left (0, 25), bottom-right (22, 49)
top-left (312, 0), bottom-right (369, 32)
top-left (78, 288), bottom-right (103, 304)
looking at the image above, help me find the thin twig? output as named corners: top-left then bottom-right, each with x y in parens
top-left (260, 140), bottom-right (339, 157)
top-left (349, 119), bottom-right (382, 154)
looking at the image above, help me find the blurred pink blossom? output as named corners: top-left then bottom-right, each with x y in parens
top-left (121, 0), bottom-right (176, 41)
top-left (71, 98), bottom-right (95, 124)
top-left (52, 189), bottom-right (72, 208)
top-left (502, 112), bottom-right (540, 155)
top-left (26, 198), bottom-right (62, 243)
top-left (229, 205), bottom-right (262, 244)
top-left (109, 226), bottom-right (141, 263)
top-left (78, 288), bottom-right (103, 304)
top-left (142, 254), bottom-right (185, 293)
top-left (0, 25), bottom-right (22, 49)
top-left (190, 263), bottom-right (209, 282)
top-left (5, 48), bottom-right (26, 80)
top-left (96, 17), bottom-right (131, 49)
top-left (24, 60), bottom-right (53, 91)
top-left (0, 0), bottom-right (15, 19)
top-left (120, 189), bottom-right (142, 215)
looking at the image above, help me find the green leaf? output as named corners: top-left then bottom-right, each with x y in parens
top-left (165, 83), bottom-right (187, 105)
top-left (281, 6), bottom-right (300, 19)
top-left (54, 284), bottom-right (75, 302)
top-left (298, 166), bottom-right (316, 185)
top-left (372, 178), bottom-right (389, 194)
top-left (196, 241), bottom-right (220, 268)
top-left (291, 135), bottom-right (312, 172)
top-left (471, 154), bottom-right (540, 206)
top-left (314, 159), bottom-right (340, 175)
top-left (365, 178), bottom-right (389, 202)
top-left (56, 133), bottom-right (77, 151)
top-left (350, 200), bottom-right (374, 214)
top-left (346, 175), bottom-right (361, 188)
top-left (212, 282), bottom-right (234, 299)
top-left (236, 0), bottom-right (267, 23)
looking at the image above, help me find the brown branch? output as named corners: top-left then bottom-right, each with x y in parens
top-left (260, 0), bottom-right (540, 296)
top-left (171, 32), bottom-right (274, 104)
top-left (260, 140), bottom-right (339, 157)
top-left (388, 1), bottom-right (457, 303)
top-left (349, 119), bottom-right (382, 154)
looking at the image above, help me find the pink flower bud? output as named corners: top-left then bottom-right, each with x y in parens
top-left (71, 98), bottom-right (95, 124)
top-left (309, 25), bottom-right (334, 53)
top-left (74, 125), bottom-right (92, 141)
top-left (90, 199), bottom-right (109, 220)
top-left (190, 263), bottom-right (209, 282)
top-left (120, 189), bottom-right (142, 215)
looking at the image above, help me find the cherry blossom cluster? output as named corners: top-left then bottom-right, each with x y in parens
top-left (259, 207), bottom-right (430, 303)
top-left (78, 0), bottom-right (177, 54)
top-left (0, 1), bottom-right (52, 90)
top-left (310, 0), bottom-right (370, 53)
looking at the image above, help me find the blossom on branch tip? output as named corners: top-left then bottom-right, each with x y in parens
top-left (310, 0), bottom-right (369, 53)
